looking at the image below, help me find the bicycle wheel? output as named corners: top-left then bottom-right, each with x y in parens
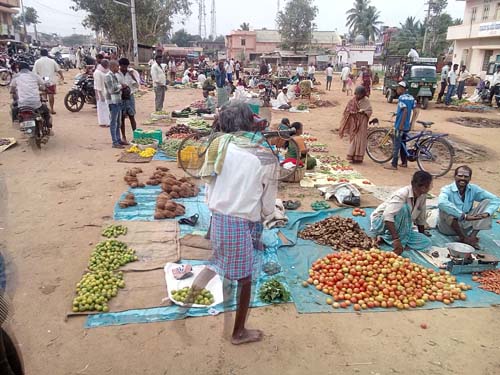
top-left (366, 129), bottom-right (394, 163)
top-left (416, 138), bottom-right (454, 177)
top-left (177, 131), bottom-right (214, 179)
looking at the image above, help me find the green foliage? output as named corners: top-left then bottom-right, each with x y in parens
top-left (276, 0), bottom-right (318, 53)
top-left (346, 0), bottom-right (382, 42)
top-left (259, 278), bottom-right (291, 303)
top-left (70, 0), bottom-right (191, 47)
top-left (386, 17), bottom-right (424, 56)
top-left (170, 28), bottom-right (200, 47)
top-left (239, 22), bottom-right (250, 31)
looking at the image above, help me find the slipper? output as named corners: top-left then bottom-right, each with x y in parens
top-left (172, 264), bottom-right (193, 280)
top-left (283, 200), bottom-right (301, 210)
top-left (179, 214), bottom-right (199, 226)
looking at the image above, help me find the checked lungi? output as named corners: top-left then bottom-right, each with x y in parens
top-left (210, 212), bottom-right (263, 281)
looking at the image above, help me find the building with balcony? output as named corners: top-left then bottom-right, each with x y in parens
top-left (225, 29), bottom-right (341, 62)
top-left (0, 0), bottom-right (18, 40)
top-left (447, 0), bottom-right (500, 75)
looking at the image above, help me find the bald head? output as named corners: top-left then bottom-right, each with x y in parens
top-left (109, 60), bottom-right (119, 73)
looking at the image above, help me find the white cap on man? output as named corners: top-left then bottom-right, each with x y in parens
top-left (398, 81), bottom-right (407, 88)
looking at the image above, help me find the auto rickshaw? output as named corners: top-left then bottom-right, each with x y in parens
top-left (383, 57), bottom-right (438, 109)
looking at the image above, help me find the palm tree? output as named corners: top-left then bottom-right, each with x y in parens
top-left (346, 0), bottom-right (369, 35)
top-left (239, 22), bottom-right (250, 31)
top-left (363, 6), bottom-right (382, 42)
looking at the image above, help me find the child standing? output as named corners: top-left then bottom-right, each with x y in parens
top-left (346, 74), bottom-right (354, 96)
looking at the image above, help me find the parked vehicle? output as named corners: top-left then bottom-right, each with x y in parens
top-left (18, 104), bottom-right (51, 149)
top-left (383, 57), bottom-right (438, 109)
top-left (64, 73), bottom-right (96, 112)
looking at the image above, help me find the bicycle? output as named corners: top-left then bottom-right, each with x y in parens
top-left (366, 120), bottom-right (454, 177)
top-left (177, 127), bottom-right (301, 181)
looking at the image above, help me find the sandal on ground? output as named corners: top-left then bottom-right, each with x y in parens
top-left (283, 200), bottom-right (301, 210)
top-left (179, 214), bottom-right (199, 226)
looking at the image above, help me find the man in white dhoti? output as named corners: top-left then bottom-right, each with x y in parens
top-left (94, 58), bottom-right (110, 127)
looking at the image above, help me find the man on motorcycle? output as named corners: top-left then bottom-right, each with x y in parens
top-left (33, 49), bottom-right (63, 115)
top-left (10, 61), bottom-right (52, 132)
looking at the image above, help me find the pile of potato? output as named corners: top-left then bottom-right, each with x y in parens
top-left (146, 166), bottom-right (170, 186)
top-left (123, 167), bottom-right (145, 188)
top-left (160, 176), bottom-right (199, 199)
top-left (155, 192), bottom-right (186, 219)
top-left (119, 193), bottom-right (137, 208)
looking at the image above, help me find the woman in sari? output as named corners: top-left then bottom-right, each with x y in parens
top-left (339, 86), bottom-right (373, 163)
top-left (361, 67), bottom-right (372, 97)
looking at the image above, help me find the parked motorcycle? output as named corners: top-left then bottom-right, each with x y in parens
top-left (64, 73), bottom-right (95, 112)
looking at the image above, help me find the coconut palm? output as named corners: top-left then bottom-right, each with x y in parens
top-left (239, 22), bottom-right (250, 31)
top-left (346, 0), bottom-right (381, 42)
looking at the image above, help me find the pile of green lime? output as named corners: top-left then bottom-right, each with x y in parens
top-left (101, 224), bottom-right (128, 238)
top-left (72, 270), bottom-right (125, 312)
top-left (171, 287), bottom-right (215, 306)
top-left (88, 240), bottom-right (138, 272)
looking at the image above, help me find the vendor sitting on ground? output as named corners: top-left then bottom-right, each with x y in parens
top-left (182, 72), bottom-right (191, 84)
top-left (278, 117), bottom-right (291, 131)
top-left (276, 87), bottom-right (292, 109)
top-left (371, 171), bottom-right (433, 255)
top-left (285, 122), bottom-right (317, 170)
top-left (196, 90), bottom-right (216, 115)
top-left (203, 74), bottom-right (216, 92)
top-left (437, 165), bottom-right (500, 249)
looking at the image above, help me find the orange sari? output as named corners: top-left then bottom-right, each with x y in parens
top-left (339, 97), bottom-right (372, 162)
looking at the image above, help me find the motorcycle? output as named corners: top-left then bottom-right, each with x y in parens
top-left (257, 78), bottom-right (278, 107)
top-left (18, 104), bottom-right (51, 149)
top-left (64, 73), bottom-right (96, 112)
top-left (53, 52), bottom-right (70, 71)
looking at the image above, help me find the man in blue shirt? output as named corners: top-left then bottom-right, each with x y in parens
top-left (438, 165), bottom-right (500, 248)
top-left (385, 82), bottom-right (419, 170)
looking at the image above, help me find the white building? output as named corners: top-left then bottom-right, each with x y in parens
top-left (335, 35), bottom-right (376, 67)
top-left (447, 0), bottom-right (500, 75)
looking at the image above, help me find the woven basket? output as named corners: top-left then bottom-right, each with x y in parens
top-left (283, 166), bottom-right (305, 183)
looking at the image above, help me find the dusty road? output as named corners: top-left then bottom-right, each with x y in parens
top-left (0, 70), bottom-right (499, 375)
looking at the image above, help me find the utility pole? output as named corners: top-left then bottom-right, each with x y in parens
top-left (210, 0), bottom-right (216, 40)
top-left (422, 0), bottom-right (433, 56)
top-left (20, 0), bottom-right (27, 41)
top-left (113, 0), bottom-right (139, 67)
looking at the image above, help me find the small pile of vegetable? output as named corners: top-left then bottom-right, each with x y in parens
top-left (259, 278), bottom-right (291, 303)
top-left (296, 103), bottom-right (309, 111)
top-left (72, 271), bottom-right (124, 312)
top-left (101, 224), bottom-right (128, 238)
top-left (159, 138), bottom-right (195, 158)
top-left (165, 124), bottom-right (194, 138)
top-left (132, 137), bottom-right (156, 145)
top-left (187, 118), bottom-right (211, 131)
top-left (88, 240), bottom-right (138, 272)
top-left (299, 216), bottom-right (375, 251)
top-left (171, 287), bottom-right (215, 305)
top-left (473, 270), bottom-right (500, 294)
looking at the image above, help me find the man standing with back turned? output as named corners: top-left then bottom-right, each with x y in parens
top-left (151, 54), bottom-right (166, 112)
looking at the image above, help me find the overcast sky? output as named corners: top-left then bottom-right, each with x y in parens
top-left (24, 0), bottom-right (466, 37)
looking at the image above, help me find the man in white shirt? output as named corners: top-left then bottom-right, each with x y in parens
top-left (437, 61), bottom-right (452, 103)
top-left (117, 57), bottom-right (140, 143)
top-left (276, 87), bottom-right (291, 109)
top-left (456, 65), bottom-right (471, 100)
top-left (197, 72), bottom-right (206, 85)
top-left (226, 59), bottom-right (234, 82)
top-left (151, 54), bottom-right (167, 112)
top-left (489, 65), bottom-right (500, 107)
top-left (296, 64), bottom-right (304, 79)
top-left (407, 47), bottom-right (419, 60)
top-left (307, 63), bottom-right (316, 81)
top-left (201, 101), bottom-right (278, 345)
top-left (341, 64), bottom-right (351, 92)
top-left (94, 58), bottom-right (110, 127)
top-left (445, 63), bottom-right (459, 105)
top-left (325, 63), bottom-right (334, 91)
top-left (33, 49), bottom-right (64, 114)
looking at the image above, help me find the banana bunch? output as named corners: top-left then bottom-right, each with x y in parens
top-left (139, 147), bottom-right (156, 158)
top-left (127, 145), bottom-right (141, 153)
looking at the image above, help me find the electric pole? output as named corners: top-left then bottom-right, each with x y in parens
top-left (422, 0), bottom-right (434, 56)
top-left (113, 0), bottom-right (139, 67)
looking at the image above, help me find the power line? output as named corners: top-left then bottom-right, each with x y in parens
top-left (25, 0), bottom-right (85, 18)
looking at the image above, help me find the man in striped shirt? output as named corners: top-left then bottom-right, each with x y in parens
top-left (104, 60), bottom-right (124, 148)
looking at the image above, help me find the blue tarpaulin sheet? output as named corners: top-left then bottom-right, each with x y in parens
top-left (152, 150), bottom-right (176, 161)
top-left (113, 186), bottom-right (210, 237)
top-left (276, 208), bottom-right (500, 314)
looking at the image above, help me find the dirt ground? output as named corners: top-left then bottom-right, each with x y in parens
top-left (1, 71), bottom-right (500, 375)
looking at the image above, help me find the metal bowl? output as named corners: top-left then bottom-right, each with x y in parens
top-left (447, 242), bottom-right (475, 258)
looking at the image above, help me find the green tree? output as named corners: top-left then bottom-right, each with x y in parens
top-left (387, 17), bottom-right (424, 56)
top-left (239, 22), bottom-right (250, 31)
top-left (170, 29), bottom-right (198, 47)
top-left (13, 6), bottom-right (40, 40)
top-left (71, 0), bottom-right (191, 51)
top-left (346, 0), bottom-right (381, 42)
top-left (276, 0), bottom-right (318, 53)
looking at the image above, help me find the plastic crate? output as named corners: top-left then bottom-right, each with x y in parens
top-left (133, 129), bottom-right (163, 145)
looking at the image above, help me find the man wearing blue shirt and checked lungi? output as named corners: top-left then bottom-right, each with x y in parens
top-left (438, 165), bottom-right (500, 249)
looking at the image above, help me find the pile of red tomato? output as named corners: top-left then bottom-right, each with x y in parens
top-left (305, 248), bottom-right (471, 310)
